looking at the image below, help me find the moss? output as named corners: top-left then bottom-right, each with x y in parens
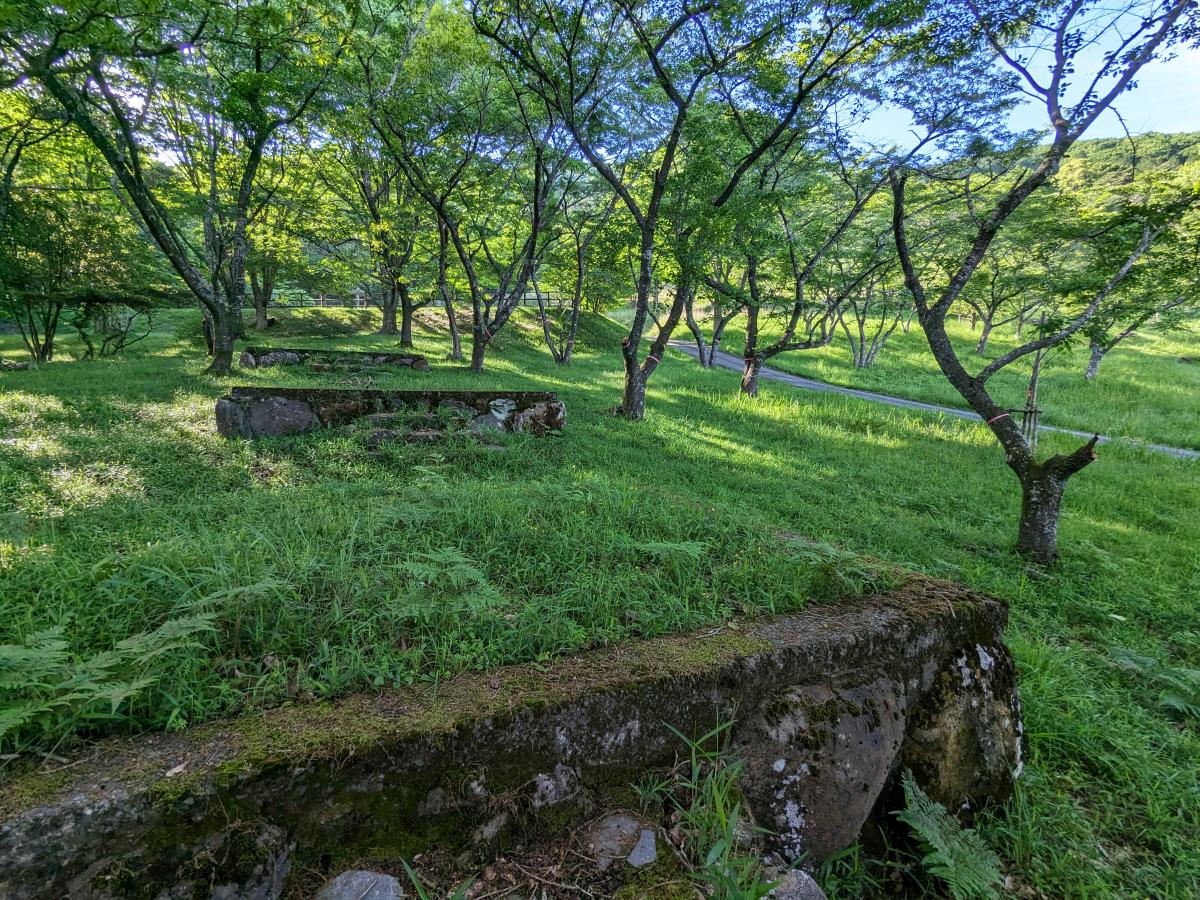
top-left (1, 581), bottom-right (984, 831)
top-left (611, 851), bottom-right (693, 899)
top-left (0, 767), bottom-right (77, 819)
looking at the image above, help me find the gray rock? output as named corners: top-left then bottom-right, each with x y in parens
top-left (582, 813), bottom-right (642, 871)
top-left (245, 397), bottom-right (318, 437)
top-left (766, 868), bottom-right (827, 900)
top-left (0, 584), bottom-right (1019, 898)
top-left (738, 678), bottom-right (906, 861)
top-left (469, 398), bottom-right (518, 435)
top-left (255, 350), bottom-right (302, 367)
top-left (531, 763), bottom-right (578, 809)
top-left (316, 870), bottom-right (405, 900)
top-left (627, 828), bottom-right (658, 868)
top-left (489, 398), bottom-right (517, 420)
top-left (215, 397), bottom-right (249, 437)
top-left (511, 400), bottom-right (566, 435)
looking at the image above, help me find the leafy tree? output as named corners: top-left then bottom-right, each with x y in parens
top-left (1079, 161), bottom-right (1200, 377)
top-left (529, 164), bottom-right (621, 364)
top-left (474, 0), bottom-right (928, 417)
top-left (2, 0), bottom-right (355, 373)
top-left (889, 0), bottom-right (1200, 564)
top-left (245, 146), bottom-right (329, 331)
top-left (0, 97), bottom-right (171, 363)
top-left (360, 4), bottom-right (560, 371)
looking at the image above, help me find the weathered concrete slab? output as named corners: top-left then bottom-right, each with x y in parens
top-left (215, 387), bottom-right (566, 439)
top-left (0, 577), bottom-right (1021, 899)
top-left (239, 347), bottom-right (429, 371)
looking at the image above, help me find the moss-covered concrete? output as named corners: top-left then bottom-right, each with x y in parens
top-left (0, 576), bottom-right (1020, 899)
top-left (240, 347), bottom-right (429, 371)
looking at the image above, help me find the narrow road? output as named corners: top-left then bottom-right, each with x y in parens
top-left (667, 340), bottom-right (1199, 462)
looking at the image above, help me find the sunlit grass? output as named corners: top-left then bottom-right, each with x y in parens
top-left (0, 306), bottom-right (1197, 896)
top-left (714, 316), bottom-right (1200, 449)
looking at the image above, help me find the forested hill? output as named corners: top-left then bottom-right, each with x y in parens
top-left (1056, 130), bottom-right (1200, 185)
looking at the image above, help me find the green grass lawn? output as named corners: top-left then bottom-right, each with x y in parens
top-left (706, 313), bottom-right (1200, 450)
top-left (1, 308), bottom-right (1198, 897)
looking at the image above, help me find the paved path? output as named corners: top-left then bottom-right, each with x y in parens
top-left (667, 340), bottom-right (1199, 461)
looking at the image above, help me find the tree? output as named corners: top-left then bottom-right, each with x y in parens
top-left (531, 165), bottom-right (620, 364)
top-left (246, 147), bottom-right (328, 331)
top-left (888, 0), bottom-right (1200, 564)
top-left (1081, 163), bottom-right (1200, 378)
top-left (959, 234), bottom-right (1047, 354)
top-left (360, 5), bottom-right (560, 371)
top-left (2, 0), bottom-right (354, 373)
top-left (474, 0), bottom-right (923, 417)
top-left (0, 95), bottom-right (170, 363)
top-left (832, 230), bottom-right (911, 368)
top-left (315, 134), bottom-right (433, 343)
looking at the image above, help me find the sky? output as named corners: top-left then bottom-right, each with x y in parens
top-left (1008, 45), bottom-right (1200, 138)
top-left (854, 43), bottom-right (1200, 151)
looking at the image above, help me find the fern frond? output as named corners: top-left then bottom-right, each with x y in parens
top-left (894, 770), bottom-right (1003, 900)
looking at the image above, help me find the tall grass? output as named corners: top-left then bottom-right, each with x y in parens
top-left (1, 307), bottom-right (1197, 896)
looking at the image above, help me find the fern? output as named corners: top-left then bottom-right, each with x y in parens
top-left (395, 549), bottom-right (503, 627)
top-left (0, 615), bottom-right (215, 753)
top-left (1110, 646), bottom-right (1200, 720)
top-left (894, 770), bottom-right (1003, 900)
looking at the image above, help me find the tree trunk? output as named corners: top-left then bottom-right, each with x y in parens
top-left (741, 355), bottom-right (763, 396)
top-left (741, 303), bottom-right (761, 392)
top-left (620, 361), bottom-right (647, 419)
top-left (1015, 467), bottom-right (1068, 565)
top-left (398, 284), bottom-right (415, 347)
top-left (250, 269), bottom-right (273, 331)
top-left (561, 307), bottom-right (580, 364)
top-left (379, 285), bottom-right (399, 335)
top-left (469, 329), bottom-right (486, 372)
top-left (975, 320), bottom-right (993, 354)
top-left (205, 311), bottom-right (235, 375)
top-left (684, 295), bottom-right (709, 366)
top-left (1084, 340), bottom-right (1105, 380)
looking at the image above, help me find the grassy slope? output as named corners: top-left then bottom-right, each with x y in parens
top-left (709, 315), bottom-right (1200, 450)
top-left (1, 308), bottom-right (1198, 897)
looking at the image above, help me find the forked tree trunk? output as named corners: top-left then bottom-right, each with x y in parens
top-left (250, 269), bottom-right (273, 331)
top-left (1009, 435), bottom-right (1099, 565)
top-left (254, 300), bottom-right (269, 331)
top-left (1015, 467), bottom-right (1069, 565)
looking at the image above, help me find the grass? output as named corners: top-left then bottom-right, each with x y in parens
top-left (706, 313), bottom-right (1200, 449)
top-left (1, 307), bottom-right (1199, 897)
